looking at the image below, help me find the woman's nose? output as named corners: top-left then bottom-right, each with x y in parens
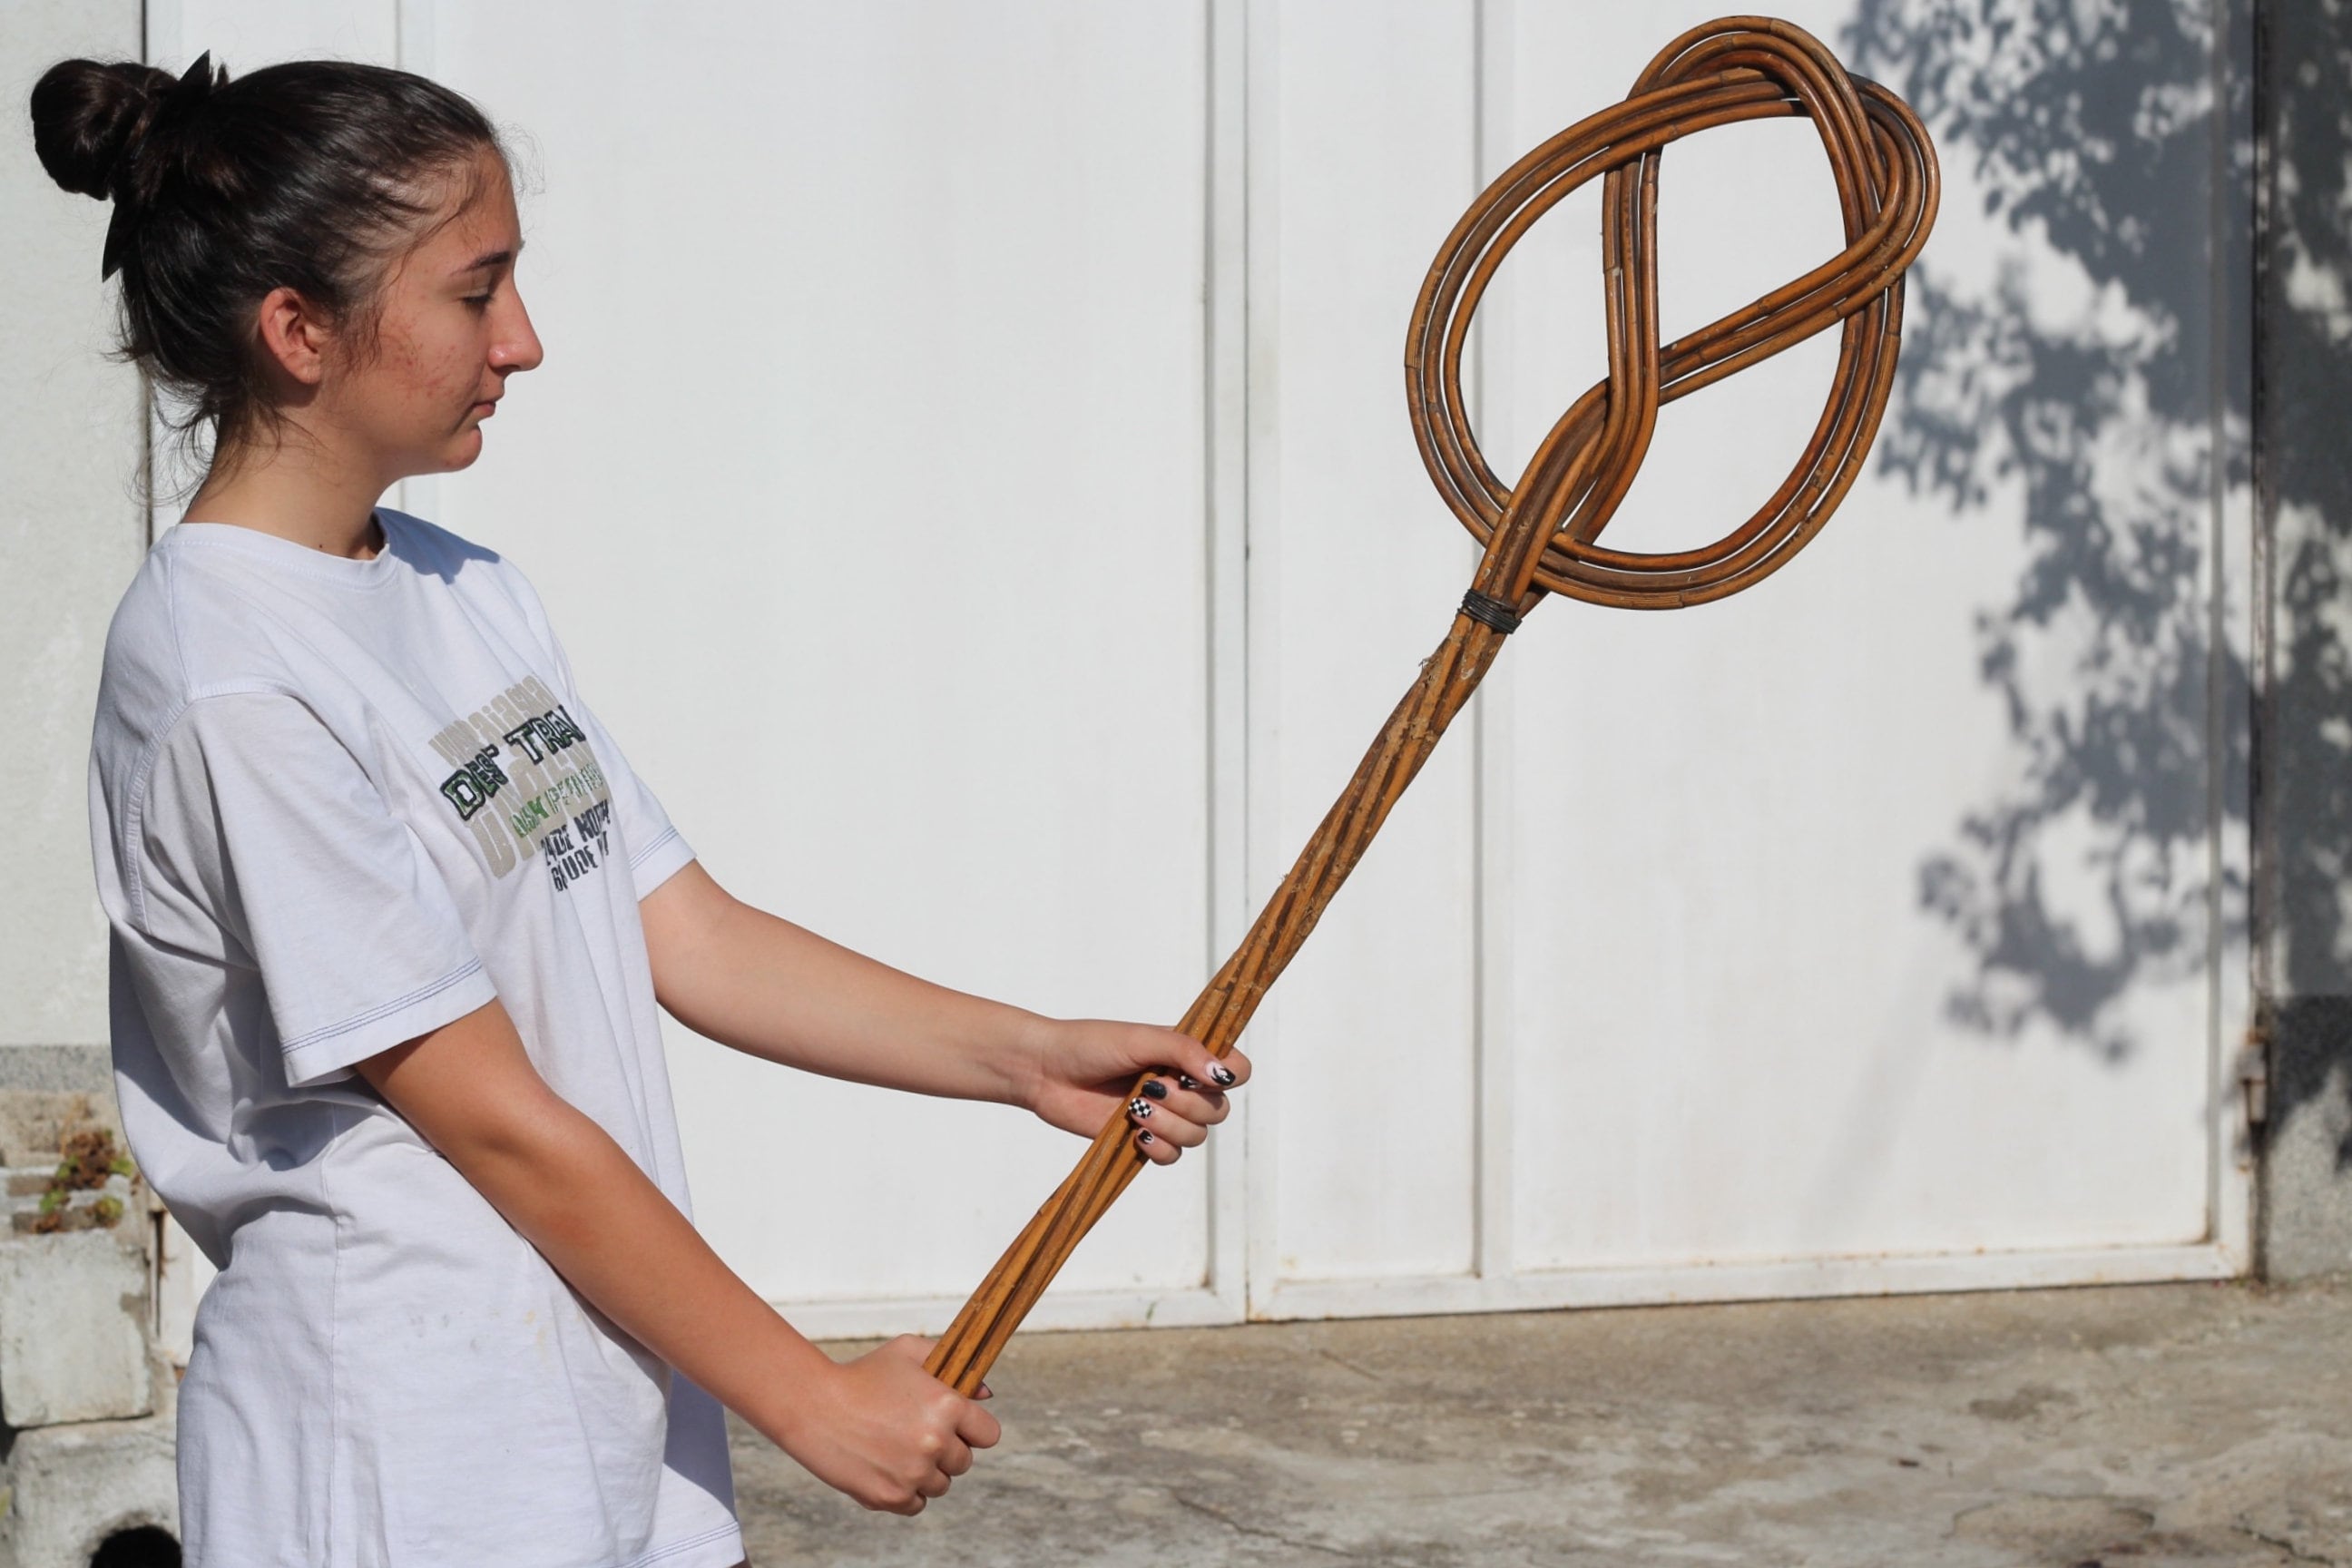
top-left (490, 293), bottom-right (545, 375)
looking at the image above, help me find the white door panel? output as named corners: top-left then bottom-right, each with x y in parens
top-left (427, 1), bottom-right (1219, 1307)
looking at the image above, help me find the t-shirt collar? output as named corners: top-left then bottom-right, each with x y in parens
top-left (162, 509), bottom-right (404, 587)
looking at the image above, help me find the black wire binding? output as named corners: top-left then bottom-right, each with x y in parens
top-left (1458, 589), bottom-right (1523, 634)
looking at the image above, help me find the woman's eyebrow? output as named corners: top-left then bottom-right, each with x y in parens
top-left (454, 241), bottom-right (524, 276)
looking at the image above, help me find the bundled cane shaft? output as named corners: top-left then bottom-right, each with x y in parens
top-left (926, 612), bottom-right (1509, 1393)
top-left (926, 15), bottom-right (1937, 1395)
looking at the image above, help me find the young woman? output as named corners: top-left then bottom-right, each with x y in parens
top-left (40, 53), bottom-right (1247, 1568)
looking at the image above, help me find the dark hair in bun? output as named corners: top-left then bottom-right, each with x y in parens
top-left (27, 54), bottom-right (508, 469)
top-left (27, 58), bottom-right (178, 201)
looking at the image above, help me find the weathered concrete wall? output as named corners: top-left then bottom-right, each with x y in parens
top-left (0, 2), bottom-right (148, 1064)
top-left (2257, 0), bottom-right (2352, 1279)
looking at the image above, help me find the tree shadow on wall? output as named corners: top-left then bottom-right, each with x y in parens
top-left (1835, 3), bottom-right (2260, 1059)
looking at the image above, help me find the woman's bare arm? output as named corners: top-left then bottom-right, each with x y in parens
top-left (638, 860), bottom-right (1051, 1106)
top-left (637, 860), bottom-right (1246, 1159)
top-left (353, 996), bottom-right (997, 1514)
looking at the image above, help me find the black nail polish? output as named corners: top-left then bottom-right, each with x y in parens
top-left (1175, 1073), bottom-right (1200, 1092)
top-left (1209, 1064), bottom-right (1237, 1087)
top-left (1140, 1080), bottom-right (1167, 1100)
top-left (1129, 1097), bottom-right (1152, 1118)
top-left (1138, 1130), bottom-right (1155, 1144)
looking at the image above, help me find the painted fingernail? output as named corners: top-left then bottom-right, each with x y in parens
top-left (1138, 1130), bottom-right (1156, 1145)
top-left (1209, 1064), bottom-right (1238, 1087)
top-left (1129, 1097), bottom-right (1152, 1119)
top-left (1140, 1080), bottom-right (1167, 1100)
top-left (1176, 1073), bottom-right (1200, 1092)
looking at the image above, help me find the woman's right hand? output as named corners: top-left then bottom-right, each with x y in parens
top-left (779, 1335), bottom-right (1002, 1514)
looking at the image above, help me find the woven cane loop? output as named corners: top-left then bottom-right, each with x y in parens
top-left (1418, 16), bottom-right (1938, 612)
top-left (925, 16), bottom-right (1937, 1396)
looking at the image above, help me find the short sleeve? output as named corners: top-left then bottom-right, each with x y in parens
top-left (567, 696), bottom-right (697, 900)
top-left (132, 691), bottom-right (500, 1088)
top-left (496, 556), bottom-right (696, 900)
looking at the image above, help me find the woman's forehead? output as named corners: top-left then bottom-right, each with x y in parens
top-left (421, 161), bottom-right (521, 271)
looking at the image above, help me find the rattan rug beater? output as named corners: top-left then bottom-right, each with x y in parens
top-left (925, 15), bottom-right (1940, 1396)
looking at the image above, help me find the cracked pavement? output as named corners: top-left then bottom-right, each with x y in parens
top-left (726, 1279), bottom-right (2352, 1565)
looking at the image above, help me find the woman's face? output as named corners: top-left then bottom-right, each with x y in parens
top-left (329, 146), bottom-right (543, 483)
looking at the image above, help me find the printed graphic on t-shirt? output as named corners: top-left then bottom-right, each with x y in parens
top-left (427, 675), bottom-right (615, 892)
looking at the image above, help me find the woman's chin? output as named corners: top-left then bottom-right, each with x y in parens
top-left (436, 428), bottom-right (486, 471)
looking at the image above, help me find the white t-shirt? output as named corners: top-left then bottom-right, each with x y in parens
top-left (85, 508), bottom-right (744, 1568)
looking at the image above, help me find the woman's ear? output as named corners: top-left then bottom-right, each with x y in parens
top-left (252, 285), bottom-right (333, 387)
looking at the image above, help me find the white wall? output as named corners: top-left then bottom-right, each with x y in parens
top-left (110, 0), bottom-right (2254, 1339)
top-left (1, 0), bottom-right (148, 1053)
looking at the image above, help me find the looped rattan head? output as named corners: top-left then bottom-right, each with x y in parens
top-left (1406, 15), bottom-right (1939, 612)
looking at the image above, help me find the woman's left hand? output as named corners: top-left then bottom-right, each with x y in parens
top-left (1022, 1019), bottom-right (1250, 1166)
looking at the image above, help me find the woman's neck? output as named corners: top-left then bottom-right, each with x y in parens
top-left (182, 435), bottom-right (392, 561)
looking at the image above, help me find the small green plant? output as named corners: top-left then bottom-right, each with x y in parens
top-left (27, 1127), bottom-right (135, 1234)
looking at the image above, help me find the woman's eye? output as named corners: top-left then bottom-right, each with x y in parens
top-left (463, 293), bottom-right (493, 309)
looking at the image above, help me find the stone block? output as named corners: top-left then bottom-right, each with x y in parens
top-left (0, 1232), bottom-right (150, 1428)
top-left (0, 1412), bottom-right (177, 1568)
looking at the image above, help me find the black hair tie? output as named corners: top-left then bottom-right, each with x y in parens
top-left (101, 52), bottom-right (220, 280)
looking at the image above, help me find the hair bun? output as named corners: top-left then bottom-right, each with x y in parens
top-left (29, 58), bottom-right (181, 200)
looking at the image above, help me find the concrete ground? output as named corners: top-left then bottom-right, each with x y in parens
top-left (727, 1279), bottom-right (2352, 1566)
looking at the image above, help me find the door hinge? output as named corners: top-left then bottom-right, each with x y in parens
top-left (2239, 1014), bottom-right (2273, 1132)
